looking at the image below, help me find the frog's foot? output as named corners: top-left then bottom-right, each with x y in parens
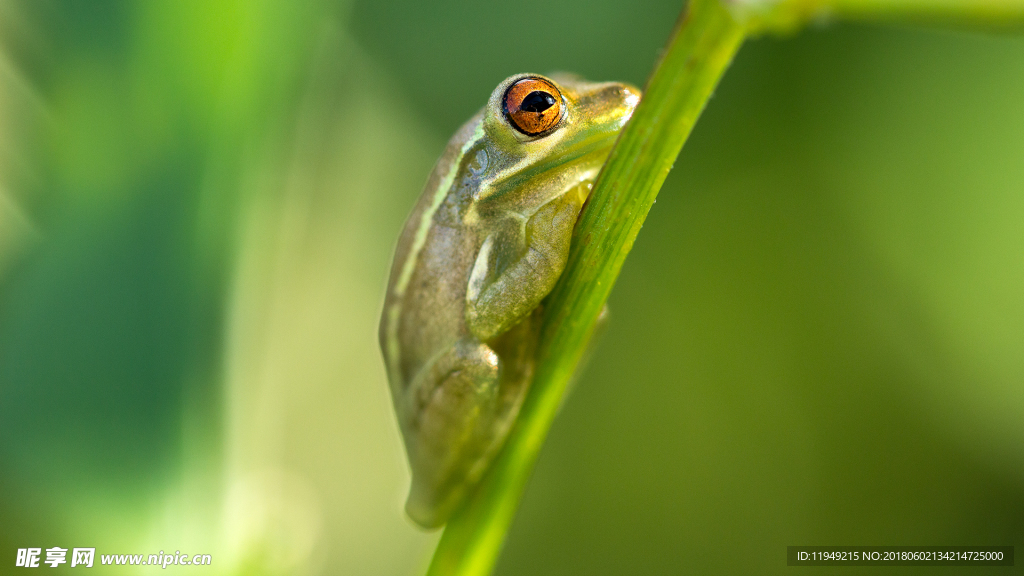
top-left (404, 339), bottom-right (501, 529)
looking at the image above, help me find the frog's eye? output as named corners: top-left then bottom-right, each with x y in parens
top-left (502, 77), bottom-right (564, 137)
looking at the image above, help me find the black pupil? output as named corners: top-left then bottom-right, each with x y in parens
top-left (520, 90), bottom-right (556, 113)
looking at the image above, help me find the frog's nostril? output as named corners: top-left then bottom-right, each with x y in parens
top-left (621, 85), bottom-right (641, 109)
top-left (520, 91), bottom-right (556, 113)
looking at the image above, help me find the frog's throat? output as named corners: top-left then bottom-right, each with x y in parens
top-left (384, 121), bottom-right (487, 390)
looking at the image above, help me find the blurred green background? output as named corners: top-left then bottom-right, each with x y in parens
top-left (1, 0), bottom-right (1022, 574)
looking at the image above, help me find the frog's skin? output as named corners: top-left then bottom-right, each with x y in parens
top-left (379, 73), bottom-right (639, 528)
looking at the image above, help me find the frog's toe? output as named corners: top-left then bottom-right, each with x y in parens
top-left (405, 475), bottom-right (462, 530)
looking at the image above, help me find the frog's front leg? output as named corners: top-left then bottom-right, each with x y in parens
top-left (466, 183), bottom-right (589, 341)
top-left (403, 338), bottom-right (500, 528)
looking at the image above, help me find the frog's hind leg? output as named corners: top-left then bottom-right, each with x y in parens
top-left (403, 311), bottom-right (541, 529)
top-left (403, 338), bottom-right (501, 528)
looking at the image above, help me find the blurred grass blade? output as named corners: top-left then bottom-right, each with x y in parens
top-left (425, 1), bottom-right (746, 574)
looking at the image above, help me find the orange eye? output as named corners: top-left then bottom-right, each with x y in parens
top-left (502, 77), bottom-right (564, 137)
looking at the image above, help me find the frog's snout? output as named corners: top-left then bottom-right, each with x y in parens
top-left (616, 83), bottom-right (642, 123)
top-left (619, 83), bottom-right (642, 111)
top-left (581, 82), bottom-right (642, 132)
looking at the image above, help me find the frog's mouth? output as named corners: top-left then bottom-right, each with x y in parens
top-left (524, 117), bottom-right (634, 184)
top-left (555, 120), bottom-right (629, 163)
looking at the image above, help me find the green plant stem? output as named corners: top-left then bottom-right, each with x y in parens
top-left (424, 1), bottom-right (746, 575)
top-left (730, 0), bottom-right (1024, 33)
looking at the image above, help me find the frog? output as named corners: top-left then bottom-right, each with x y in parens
top-left (379, 73), bottom-right (640, 529)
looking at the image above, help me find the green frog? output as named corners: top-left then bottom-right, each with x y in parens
top-left (379, 73), bottom-right (639, 528)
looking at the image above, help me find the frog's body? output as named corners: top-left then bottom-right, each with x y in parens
top-left (380, 73), bottom-right (639, 528)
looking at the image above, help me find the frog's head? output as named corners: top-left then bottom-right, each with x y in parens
top-left (472, 73), bottom-right (640, 204)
